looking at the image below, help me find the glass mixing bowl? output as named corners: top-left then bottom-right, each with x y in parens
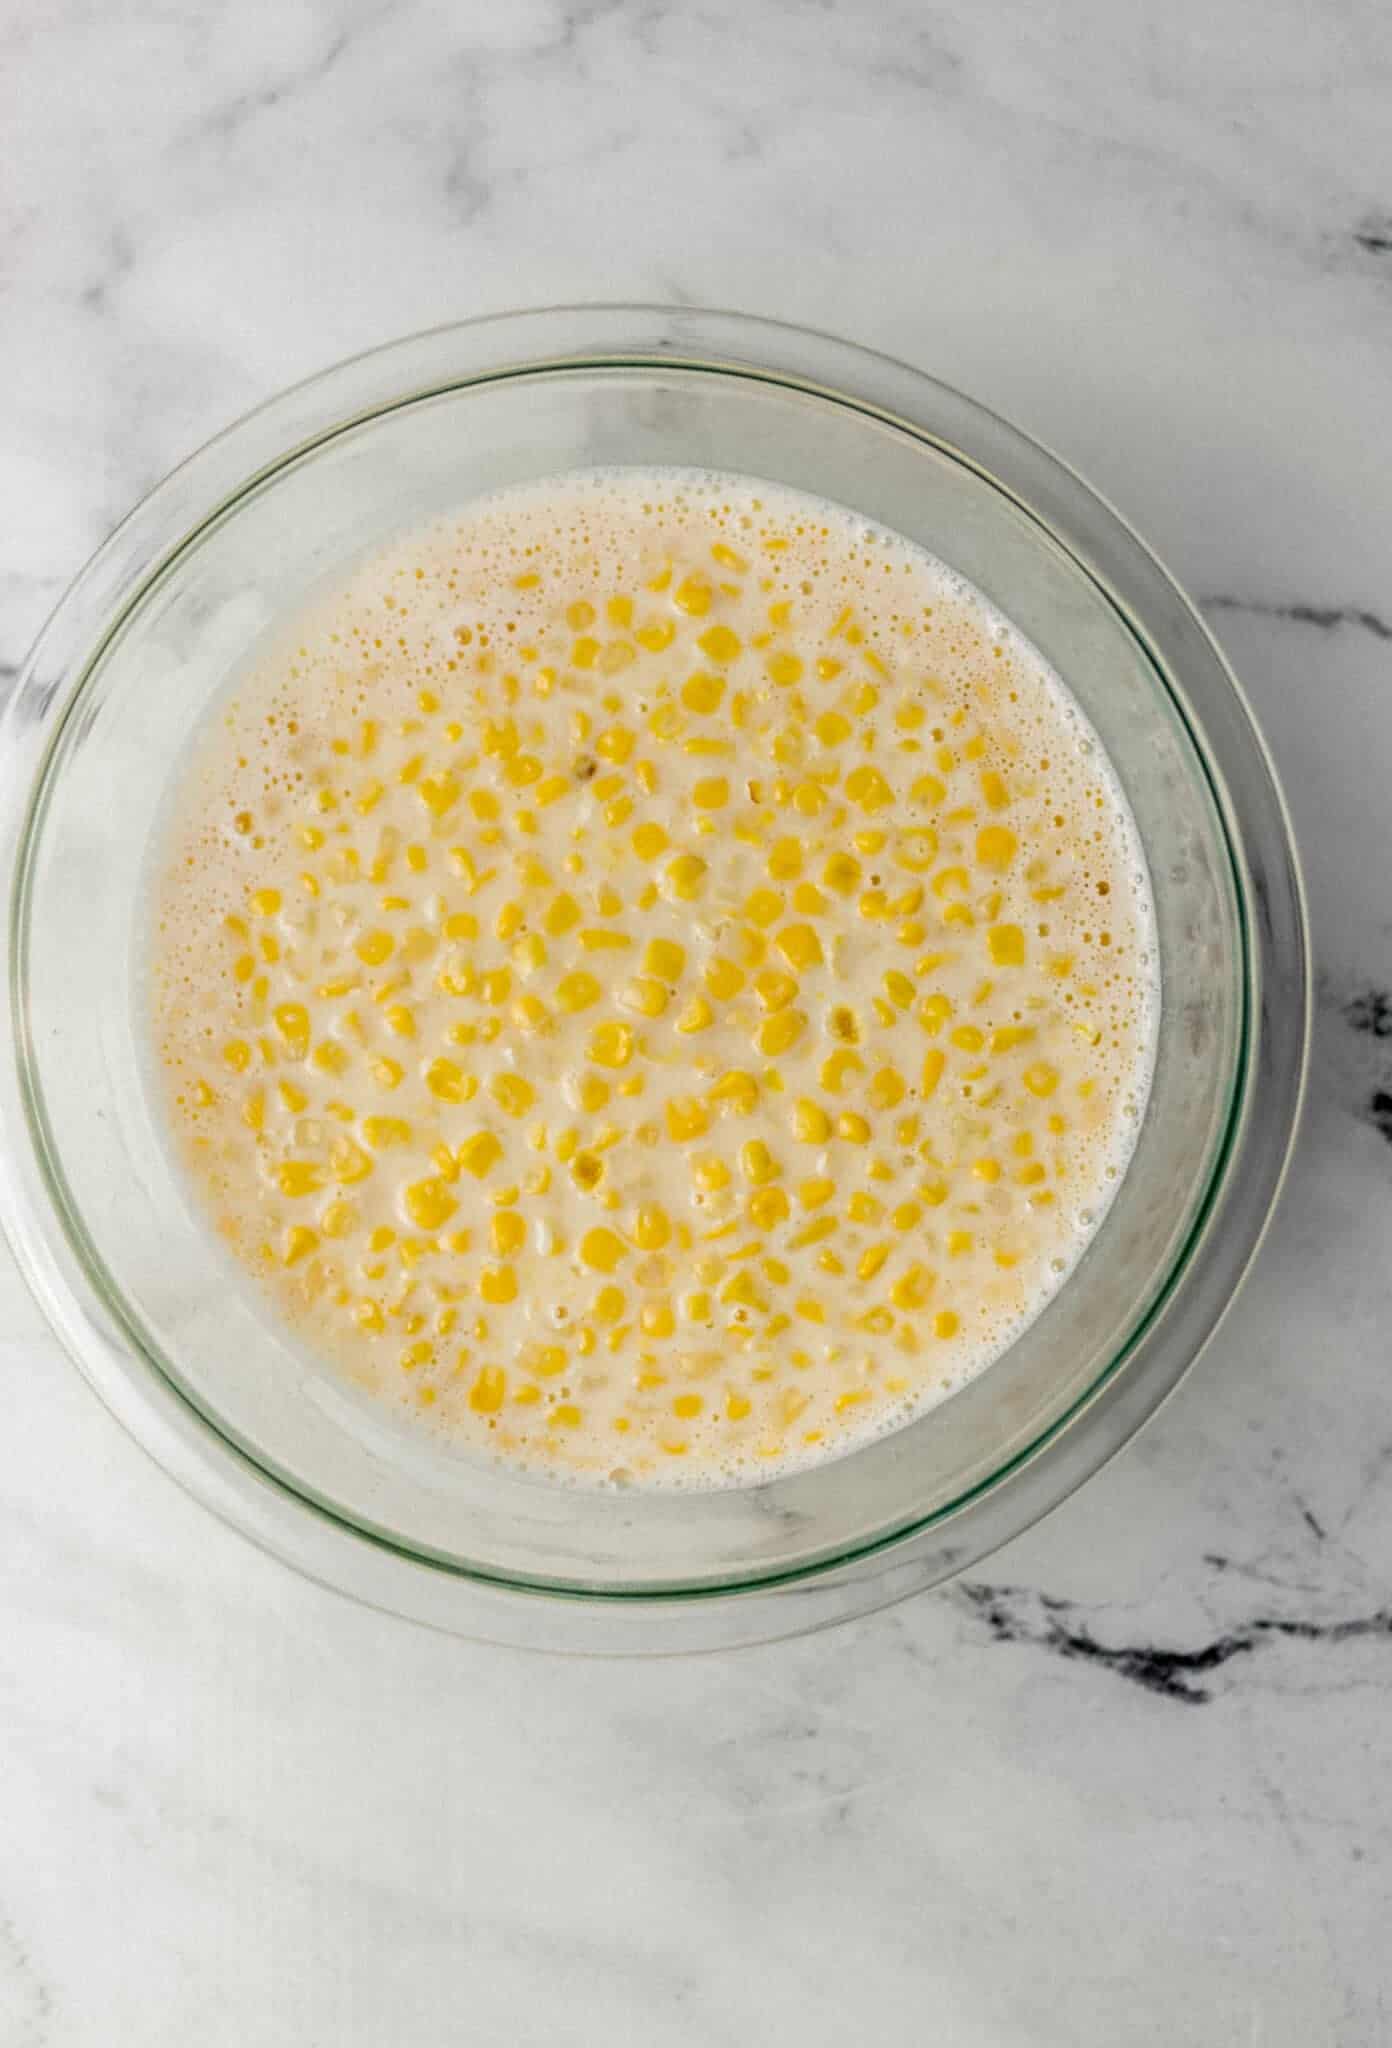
top-left (0, 307), bottom-right (1307, 1651)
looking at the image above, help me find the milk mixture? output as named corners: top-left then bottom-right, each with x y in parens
top-left (152, 471), bottom-right (1158, 1483)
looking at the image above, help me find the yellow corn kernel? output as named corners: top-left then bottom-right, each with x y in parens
top-left (666, 1096), bottom-right (710, 1143)
top-left (620, 976), bottom-right (670, 1019)
top-left (869, 1065), bottom-right (906, 1110)
top-left (457, 1131), bottom-right (503, 1178)
top-left (912, 1049), bottom-right (945, 1105)
top-left (580, 1289), bottom-right (623, 1335)
top-left (987, 923), bottom-right (1026, 968)
top-left (837, 1112), bottom-right (871, 1143)
top-left (588, 1019), bottom-right (635, 1069)
top-left (328, 1138), bottom-right (372, 1185)
top-left (543, 892), bottom-right (582, 939)
top-left (950, 1024), bottom-right (985, 1053)
top-left (976, 825), bottom-right (1018, 870)
top-left (555, 970), bottom-right (601, 1014)
top-left (705, 955), bottom-right (745, 1001)
top-left (774, 923), bottom-right (824, 971)
top-left (423, 1056), bottom-right (473, 1104)
top-left (662, 852), bottom-right (708, 902)
top-left (696, 622), bottom-right (741, 663)
top-left (792, 1100), bottom-right (831, 1144)
top-left (748, 1185), bottom-right (790, 1231)
top-left (934, 1310), bottom-right (960, 1340)
top-left (946, 1230), bottom-right (973, 1257)
top-left (766, 836), bottom-right (804, 882)
top-left (403, 1178), bottom-right (458, 1231)
top-left (760, 648), bottom-right (802, 687)
top-left (756, 1010), bottom-right (805, 1057)
top-left (479, 1265), bottom-right (518, 1305)
top-left (673, 575), bottom-right (712, 616)
top-left (798, 1175), bottom-right (835, 1210)
top-left (740, 1140), bottom-right (780, 1185)
top-left (275, 1160), bottom-right (323, 1198)
top-left (744, 887), bottom-right (784, 929)
top-left (633, 1203), bottom-right (672, 1251)
top-left (754, 968), bottom-right (798, 1013)
top-left (636, 617), bottom-right (675, 653)
top-left (681, 670), bottom-right (722, 715)
top-left (492, 1209), bottom-right (527, 1257)
top-left (636, 936), bottom-right (683, 983)
top-left (819, 1049), bottom-right (864, 1093)
top-left (580, 1226), bottom-right (627, 1273)
top-left (1024, 1062), bottom-right (1060, 1098)
top-left (844, 765), bottom-right (893, 812)
top-left (468, 1365), bottom-right (506, 1414)
top-left (894, 829), bottom-right (939, 875)
top-left (318, 1198), bottom-right (358, 1240)
top-left (282, 1225), bottom-right (318, 1266)
top-left (273, 1002), bottom-right (310, 1055)
top-left (690, 1155), bottom-right (729, 1196)
top-left (857, 1243), bottom-right (891, 1281)
top-left (487, 1073), bottom-right (535, 1119)
top-left (631, 821), bottom-right (669, 862)
top-left (890, 1263), bottom-right (935, 1311)
top-left (363, 1114), bottom-right (413, 1149)
top-left (980, 769), bottom-right (1010, 810)
top-left (569, 1145), bottom-right (604, 1193)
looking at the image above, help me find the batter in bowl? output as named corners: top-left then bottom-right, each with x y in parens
top-left (152, 471), bottom-right (1157, 1483)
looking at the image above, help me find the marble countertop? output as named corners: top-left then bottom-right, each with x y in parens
top-left (4, 3), bottom-right (1391, 2041)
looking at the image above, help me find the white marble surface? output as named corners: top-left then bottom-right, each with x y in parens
top-left (3, 2), bottom-right (1391, 2040)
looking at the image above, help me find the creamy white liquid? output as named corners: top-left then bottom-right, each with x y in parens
top-left (152, 470), bottom-right (1158, 1485)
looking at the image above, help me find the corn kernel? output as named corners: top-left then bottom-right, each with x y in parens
top-left (681, 670), bottom-right (722, 714)
top-left (555, 970), bottom-right (601, 1013)
top-left (662, 852), bottom-right (708, 901)
top-left (666, 1096), bottom-right (710, 1143)
top-left (756, 1010), bottom-right (805, 1056)
top-left (468, 1365), bottom-right (506, 1414)
top-left (868, 1066), bottom-right (906, 1110)
top-left (740, 1140), bottom-right (780, 1185)
top-left (457, 1131), bottom-right (503, 1178)
top-left (675, 994), bottom-right (714, 1033)
top-left (988, 923), bottom-right (1026, 968)
top-left (633, 1204), bottom-right (672, 1251)
top-left (776, 923), bottom-right (823, 970)
top-left (793, 1100), bottom-right (831, 1144)
top-left (403, 1178), bottom-right (458, 1231)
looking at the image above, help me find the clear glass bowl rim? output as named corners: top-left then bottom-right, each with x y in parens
top-left (0, 305), bottom-right (1309, 1652)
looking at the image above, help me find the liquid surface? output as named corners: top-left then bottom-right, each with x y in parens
top-left (152, 471), bottom-right (1157, 1484)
